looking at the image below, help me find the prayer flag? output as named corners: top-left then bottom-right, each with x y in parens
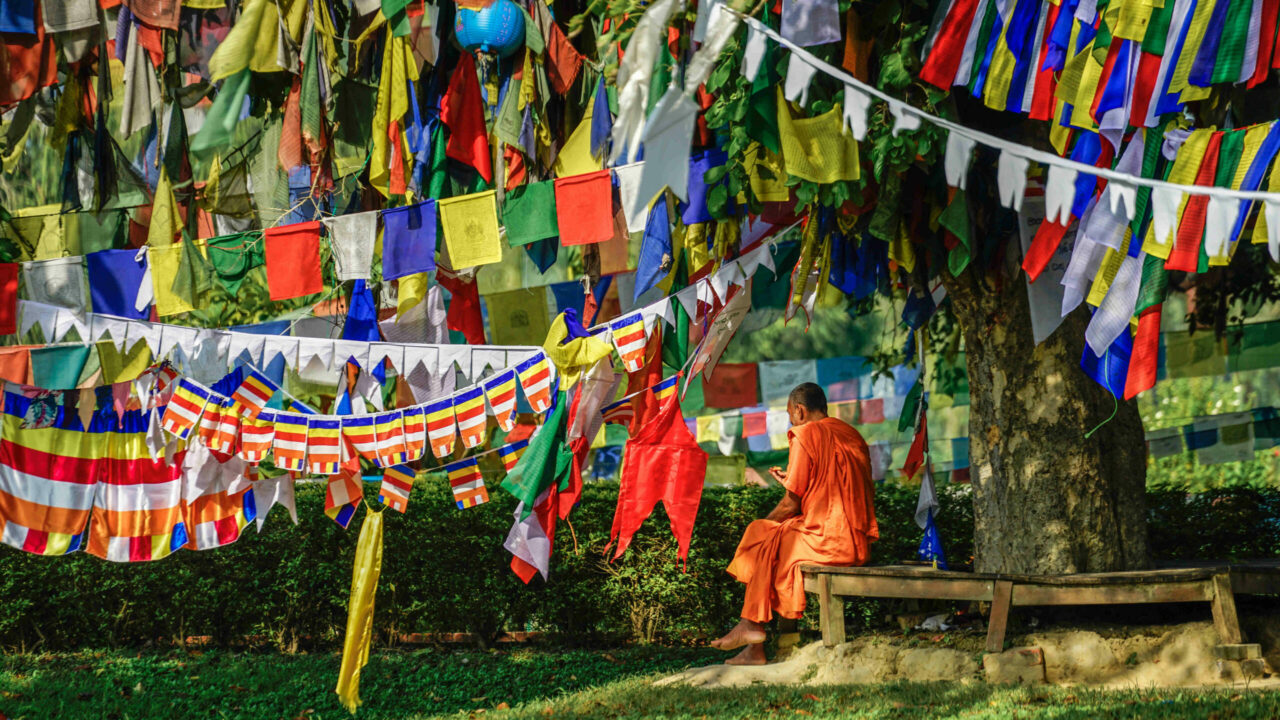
top-left (272, 412), bottom-right (310, 472)
top-left (516, 352), bottom-right (554, 413)
top-left (229, 369), bottom-right (277, 420)
top-left (554, 169), bottom-right (615, 245)
top-left (498, 439), bottom-right (530, 473)
top-left (161, 378), bottom-right (212, 439)
top-left (653, 375), bottom-right (679, 406)
top-left (439, 191), bottom-right (502, 269)
top-left (342, 415), bottom-right (380, 462)
top-left (86, 249), bottom-right (149, 320)
top-left (483, 369), bottom-right (519, 431)
top-left (610, 313), bottom-right (648, 372)
top-left (401, 405), bottom-right (426, 461)
top-left (263, 220), bottom-right (324, 301)
top-left (381, 200), bottom-right (438, 280)
top-left (239, 410), bottom-right (275, 463)
top-left (501, 181), bottom-right (559, 246)
top-left (445, 456), bottom-right (489, 509)
top-left (325, 465), bottom-right (363, 528)
top-left (601, 397), bottom-right (635, 426)
top-left (702, 364), bottom-right (760, 409)
top-left (0, 262), bottom-right (15, 335)
top-left (424, 398), bottom-right (457, 458)
top-left (373, 410), bottom-right (409, 467)
top-left (198, 396), bottom-right (239, 454)
top-left (454, 386), bottom-right (487, 448)
top-left (379, 464), bottom-right (415, 513)
top-left (441, 53), bottom-right (492, 182)
top-left (307, 417), bottom-right (344, 475)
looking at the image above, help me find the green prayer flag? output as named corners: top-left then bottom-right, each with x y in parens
top-left (1212, 0), bottom-right (1253, 85)
top-left (502, 182), bottom-right (559, 246)
top-left (501, 391), bottom-right (573, 519)
top-left (495, 78), bottom-right (524, 150)
top-left (206, 232), bottom-right (265, 295)
top-left (522, 9), bottom-right (545, 54)
top-left (426, 122), bottom-right (449, 200)
top-left (745, 45), bottom-right (781, 155)
top-left (898, 377), bottom-right (924, 433)
top-left (1134, 253), bottom-right (1168, 315)
top-left (752, 241), bottom-right (801, 309)
top-left (938, 189), bottom-right (970, 275)
top-left (663, 253), bottom-right (690, 370)
top-left (31, 346), bottom-right (91, 390)
top-left (171, 236), bottom-right (214, 308)
top-left (301, 30), bottom-right (323, 145)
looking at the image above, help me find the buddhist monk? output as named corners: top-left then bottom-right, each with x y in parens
top-left (711, 382), bottom-right (878, 665)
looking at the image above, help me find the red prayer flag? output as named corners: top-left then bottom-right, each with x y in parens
top-left (554, 170), bottom-right (614, 246)
top-left (1124, 306), bottom-right (1162, 399)
top-left (544, 18), bottom-right (583, 95)
top-left (918, 0), bottom-right (981, 90)
top-left (263, 221), bottom-right (324, 301)
top-left (1022, 219), bottom-right (1071, 283)
top-left (741, 411), bottom-right (768, 437)
top-left (1, 8), bottom-right (57, 106)
top-left (0, 263), bottom-right (17, 336)
top-left (1166, 133), bottom-right (1222, 273)
top-left (860, 398), bottom-right (885, 424)
top-left (441, 53), bottom-right (492, 183)
top-left (701, 363), bottom-right (760, 409)
top-left (436, 267), bottom-right (487, 344)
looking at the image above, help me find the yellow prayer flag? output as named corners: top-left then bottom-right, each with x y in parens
top-left (440, 191), bottom-right (503, 269)
top-left (542, 313), bottom-right (614, 388)
top-left (148, 167), bottom-right (181, 248)
top-left (982, 26), bottom-right (1017, 110)
top-left (208, 0), bottom-right (280, 81)
top-left (1087, 232), bottom-right (1131, 307)
top-left (776, 88), bottom-right (859, 184)
top-left (1168, 0), bottom-right (1216, 93)
top-left (370, 35), bottom-right (419, 197)
top-left (743, 143), bottom-right (790, 203)
top-left (336, 507), bottom-right (384, 714)
top-left (397, 272), bottom-right (429, 317)
top-left (148, 244), bottom-right (195, 317)
top-left (485, 287), bottom-right (551, 346)
top-left (1144, 127), bottom-right (1215, 257)
top-left (97, 340), bottom-right (154, 384)
top-left (553, 93), bottom-right (604, 177)
top-left (695, 416), bottom-right (720, 444)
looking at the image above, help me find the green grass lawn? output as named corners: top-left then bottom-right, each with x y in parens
top-left (1, 648), bottom-right (1279, 719)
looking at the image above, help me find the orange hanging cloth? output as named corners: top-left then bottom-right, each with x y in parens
top-left (727, 417), bottom-right (878, 623)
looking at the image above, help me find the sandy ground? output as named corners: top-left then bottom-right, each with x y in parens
top-left (660, 619), bottom-right (1280, 689)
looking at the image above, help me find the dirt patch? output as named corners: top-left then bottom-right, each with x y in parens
top-left (661, 619), bottom-right (1280, 689)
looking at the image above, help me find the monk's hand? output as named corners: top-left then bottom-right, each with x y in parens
top-left (769, 466), bottom-right (786, 483)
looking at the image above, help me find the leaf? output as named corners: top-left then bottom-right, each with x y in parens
top-left (878, 52), bottom-right (913, 91)
top-left (704, 165), bottom-right (728, 186)
top-left (706, 184), bottom-right (729, 219)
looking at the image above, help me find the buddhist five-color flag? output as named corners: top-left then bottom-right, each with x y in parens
top-left (482, 369), bottom-right (518, 431)
top-left (498, 439), bottom-right (530, 473)
top-left (342, 415), bottom-right (379, 461)
top-left (610, 314), bottom-right (648, 372)
top-left (239, 410), bottom-right (275, 463)
top-left (229, 369), bottom-right (278, 420)
top-left (373, 410), bottom-right (408, 467)
top-left (272, 412), bottom-right (310, 472)
top-left (653, 375), bottom-right (679, 405)
top-left (424, 398), bottom-right (457, 458)
top-left (325, 463), bottom-right (363, 528)
top-left (453, 386), bottom-right (487, 449)
top-left (306, 417), bottom-right (343, 475)
top-left (516, 351), bottom-right (553, 413)
top-left (198, 396), bottom-right (239, 454)
top-left (161, 378), bottom-right (212, 439)
top-left (444, 457), bottom-right (488, 509)
top-left (601, 397), bottom-right (635, 426)
top-left (401, 405), bottom-right (426, 461)
top-left (379, 464), bottom-right (415, 513)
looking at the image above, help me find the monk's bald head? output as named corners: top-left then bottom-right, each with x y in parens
top-left (787, 383), bottom-right (828, 426)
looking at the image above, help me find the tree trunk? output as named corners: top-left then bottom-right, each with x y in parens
top-left (942, 236), bottom-right (1150, 575)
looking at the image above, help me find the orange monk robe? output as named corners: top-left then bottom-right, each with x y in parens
top-left (727, 417), bottom-right (878, 623)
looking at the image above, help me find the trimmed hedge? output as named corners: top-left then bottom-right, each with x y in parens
top-left (0, 480), bottom-right (1274, 650)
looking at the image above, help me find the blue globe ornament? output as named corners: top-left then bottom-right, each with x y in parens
top-left (454, 0), bottom-right (526, 58)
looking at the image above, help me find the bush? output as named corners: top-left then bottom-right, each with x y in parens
top-left (0, 479), bottom-right (1273, 650)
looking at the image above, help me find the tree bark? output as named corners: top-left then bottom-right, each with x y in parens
top-left (942, 237), bottom-right (1150, 575)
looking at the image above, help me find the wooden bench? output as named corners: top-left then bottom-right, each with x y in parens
top-left (801, 561), bottom-right (1280, 653)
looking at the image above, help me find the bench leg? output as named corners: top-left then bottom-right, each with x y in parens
top-left (985, 580), bottom-right (1013, 653)
top-left (818, 574), bottom-right (845, 647)
top-left (1209, 573), bottom-right (1245, 645)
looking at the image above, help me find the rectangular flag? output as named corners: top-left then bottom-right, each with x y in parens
top-left (239, 410), bottom-right (275, 463)
top-left (379, 464), bottom-right (415, 513)
top-left (498, 439), bottom-right (530, 473)
top-left (306, 416), bottom-right (343, 475)
top-left (444, 457), bottom-right (488, 509)
top-left (482, 369), bottom-right (518, 431)
top-left (373, 410), bottom-right (408, 467)
top-left (610, 313), bottom-right (648, 371)
top-left (601, 397), bottom-right (635, 426)
top-left (454, 386), bottom-right (487, 449)
top-left (424, 397), bottom-right (457, 458)
top-left (324, 465), bottom-right (363, 528)
top-left (341, 415), bottom-right (379, 461)
top-left (229, 369), bottom-right (278, 420)
top-left (197, 396), bottom-right (238, 454)
top-left (272, 412), bottom-right (310, 472)
top-left (160, 378), bottom-right (212, 439)
top-left (653, 375), bottom-right (679, 405)
top-left (401, 405), bottom-right (426, 461)
top-left (516, 351), bottom-right (553, 413)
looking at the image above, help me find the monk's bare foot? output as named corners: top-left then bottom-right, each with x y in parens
top-left (710, 620), bottom-right (766, 651)
top-left (724, 643), bottom-right (767, 666)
